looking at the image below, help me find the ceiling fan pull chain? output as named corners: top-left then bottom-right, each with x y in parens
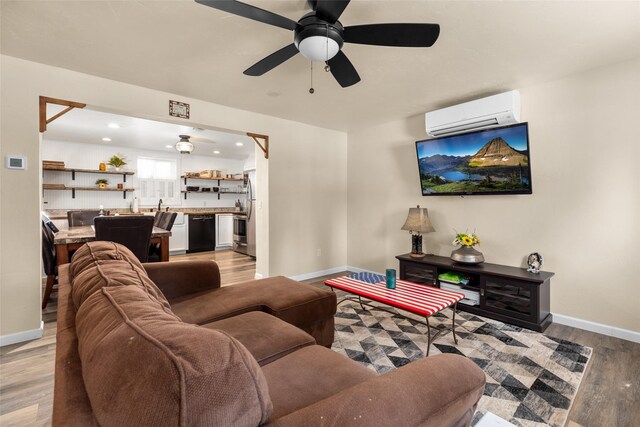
top-left (324, 24), bottom-right (331, 72)
top-left (309, 61), bottom-right (315, 94)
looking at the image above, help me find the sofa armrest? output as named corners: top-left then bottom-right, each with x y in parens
top-left (143, 260), bottom-right (221, 301)
top-left (270, 354), bottom-right (485, 427)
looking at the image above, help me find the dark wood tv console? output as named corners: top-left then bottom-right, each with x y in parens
top-left (396, 254), bottom-right (554, 332)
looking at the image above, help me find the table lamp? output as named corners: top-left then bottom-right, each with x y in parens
top-left (401, 205), bottom-right (435, 258)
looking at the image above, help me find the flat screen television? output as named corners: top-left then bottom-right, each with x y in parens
top-left (415, 122), bottom-right (532, 196)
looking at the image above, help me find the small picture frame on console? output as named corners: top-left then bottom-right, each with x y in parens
top-left (527, 252), bottom-right (543, 274)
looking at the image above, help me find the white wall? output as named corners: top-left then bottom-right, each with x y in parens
top-left (346, 58), bottom-right (640, 333)
top-left (42, 140), bottom-right (245, 209)
top-left (0, 55), bottom-right (348, 341)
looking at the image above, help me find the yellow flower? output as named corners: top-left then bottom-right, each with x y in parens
top-left (462, 236), bottom-right (474, 246)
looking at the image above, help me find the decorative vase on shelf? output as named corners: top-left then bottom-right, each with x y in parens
top-left (451, 246), bottom-right (485, 264)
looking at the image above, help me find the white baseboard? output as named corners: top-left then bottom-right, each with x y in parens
top-left (288, 266), bottom-right (349, 282)
top-left (552, 313), bottom-right (640, 343)
top-left (254, 273), bottom-right (263, 279)
top-left (0, 321), bottom-right (44, 347)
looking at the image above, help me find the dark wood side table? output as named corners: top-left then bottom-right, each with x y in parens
top-left (396, 254), bottom-right (554, 332)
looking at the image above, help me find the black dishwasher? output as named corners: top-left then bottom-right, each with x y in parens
top-left (187, 214), bottom-right (215, 253)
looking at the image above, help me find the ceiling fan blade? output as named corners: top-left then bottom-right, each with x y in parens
top-left (314, 0), bottom-right (350, 23)
top-left (327, 51), bottom-right (360, 88)
top-left (195, 0), bottom-right (297, 31)
top-left (244, 44), bottom-right (299, 76)
top-left (344, 23), bottom-right (440, 47)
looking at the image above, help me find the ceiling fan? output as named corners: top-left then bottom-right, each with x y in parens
top-left (194, 0), bottom-right (440, 88)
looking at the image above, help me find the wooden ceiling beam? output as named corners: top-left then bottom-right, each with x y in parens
top-left (247, 132), bottom-right (269, 159)
top-left (39, 96), bottom-right (86, 133)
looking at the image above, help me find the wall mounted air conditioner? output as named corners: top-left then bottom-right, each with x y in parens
top-left (425, 90), bottom-right (520, 137)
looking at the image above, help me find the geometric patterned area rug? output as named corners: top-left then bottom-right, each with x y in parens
top-left (331, 300), bottom-right (592, 427)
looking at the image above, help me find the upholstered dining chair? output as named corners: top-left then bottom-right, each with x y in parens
top-left (148, 212), bottom-right (177, 262)
top-left (158, 211), bottom-right (177, 231)
top-left (67, 210), bottom-right (100, 227)
top-left (42, 221), bottom-right (57, 309)
top-left (153, 211), bottom-right (163, 227)
top-left (94, 216), bottom-right (154, 262)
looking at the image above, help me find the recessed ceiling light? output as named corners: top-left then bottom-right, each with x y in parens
top-left (235, 142), bottom-right (244, 146)
top-left (165, 145), bottom-right (173, 149)
top-left (213, 150), bottom-right (220, 154)
top-left (102, 137), bottom-right (112, 142)
top-left (108, 123), bottom-right (120, 129)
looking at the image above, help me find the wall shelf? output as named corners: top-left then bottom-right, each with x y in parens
top-left (180, 190), bottom-right (246, 200)
top-left (43, 165), bottom-right (135, 199)
top-left (42, 185), bottom-right (134, 199)
top-left (181, 176), bottom-right (243, 185)
top-left (44, 166), bottom-right (134, 182)
top-left (181, 175), bottom-right (245, 200)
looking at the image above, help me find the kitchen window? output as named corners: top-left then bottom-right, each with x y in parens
top-left (137, 157), bottom-right (179, 206)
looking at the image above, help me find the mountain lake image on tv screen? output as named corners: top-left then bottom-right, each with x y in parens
top-left (418, 125), bottom-right (531, 195)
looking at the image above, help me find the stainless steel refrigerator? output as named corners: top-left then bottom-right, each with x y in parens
top-left (245, 170), bottom-right (256, 258)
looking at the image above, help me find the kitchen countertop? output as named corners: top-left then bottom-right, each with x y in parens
top-left (45, 208), bottom-right (245, 220)
top-left (54, 224), bottom-right (170, 244)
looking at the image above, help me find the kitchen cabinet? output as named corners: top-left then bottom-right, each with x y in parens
top-left (216, 214), bottom-right (233, 249)
top-left (169, 213), bottom-right (187, 253)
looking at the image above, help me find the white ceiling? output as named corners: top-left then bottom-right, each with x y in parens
top-left (43, 107), bottom-right (255, 160)
top-left (2, 1), bottom-right (640, 132)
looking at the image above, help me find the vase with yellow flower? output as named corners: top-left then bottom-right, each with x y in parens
top-left (450, 231), bottom-right (484, 264)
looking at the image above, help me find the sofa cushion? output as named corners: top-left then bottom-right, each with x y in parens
top-left (261, 345), bottom-right (376, 420)
top-left (70, 240), bottom-right (144, 277)
top-left (170, 276), bottom-right (336, 338)
top-left (204, 311), bottom-right (316, 366)
top-left (70, 241), bottom-right (170, 311)
top-left (76, 284), bottom-right (273, 427)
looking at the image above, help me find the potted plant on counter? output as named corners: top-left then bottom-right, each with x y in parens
top-left (107, 154), bottom-right (127, 171)
top-left (95, 178), bottom-right (109, 189)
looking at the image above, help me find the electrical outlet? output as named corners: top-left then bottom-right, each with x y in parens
top-left (316, 248), bottom-right (321, 257)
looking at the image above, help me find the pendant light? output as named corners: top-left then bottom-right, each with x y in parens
top-left (175, 135), bottom-right (194, 154)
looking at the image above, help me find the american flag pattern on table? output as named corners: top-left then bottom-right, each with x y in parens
top-left (325, 275), bottom-right (465, 318)
top-left (346, 272), bottom-right (385, 284)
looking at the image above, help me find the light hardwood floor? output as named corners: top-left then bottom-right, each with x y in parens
top-left (1, 265), bottom-right (639, 427)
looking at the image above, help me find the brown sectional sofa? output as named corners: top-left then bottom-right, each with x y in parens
top-left (53, 241), bottom-right (486, 426)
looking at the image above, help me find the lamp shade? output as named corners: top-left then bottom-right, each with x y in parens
top-left (401, 205), bottom-right (435, 233)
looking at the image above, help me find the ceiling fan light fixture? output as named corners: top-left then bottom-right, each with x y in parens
top-left (297, 36), bottom-right (339, 61)
top-left (175, 135), bottom-right (194, 154)
top-left (294, 19), bottom-right (344, 62)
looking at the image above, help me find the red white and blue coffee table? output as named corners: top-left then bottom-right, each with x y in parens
top-left (324, 273), bottom-right (465, 356)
